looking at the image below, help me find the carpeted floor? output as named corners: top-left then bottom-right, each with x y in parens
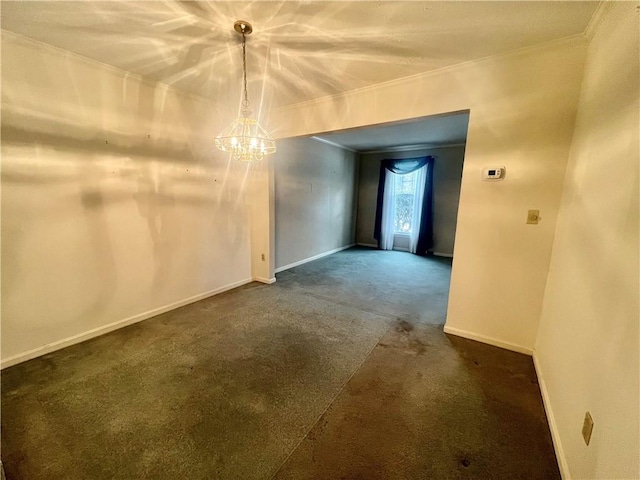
top-left (1, 247), bottom-right (560, 479)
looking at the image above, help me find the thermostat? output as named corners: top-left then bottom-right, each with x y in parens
top-left (482, 166), bottom-right (505, 181)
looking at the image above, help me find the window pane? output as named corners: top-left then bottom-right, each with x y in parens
top-left (394, 171), bottom-right (417, 233)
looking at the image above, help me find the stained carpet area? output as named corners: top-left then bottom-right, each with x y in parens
top-left (1, 247), bottom-right (559, 479)
top-left (274, 323), bottom-right (560, 479)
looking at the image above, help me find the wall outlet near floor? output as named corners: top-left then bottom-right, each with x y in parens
top-left (582, 411), bottom-right (594, 445)
top-left (527, 209), bottom-right (540, 224)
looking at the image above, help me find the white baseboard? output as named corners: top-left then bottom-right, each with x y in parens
top-left (442, 325), bottom-right (534, 355)
top-left (1, 277), bottom-right (254, 369)
top-left (533, 352), bottom-right (569, 479)
top-left (275, 243), bottom-right (355, 273)
top-left (355, 244), bottom-right (452, 258)
top-left (254, 276), bottom-right (276, 284)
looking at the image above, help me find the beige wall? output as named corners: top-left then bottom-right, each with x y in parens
top-left (273, 137), bottom-right (358, 270)
top-left (535, 4), bottom-right (639, 479)
top-left (273, 37), bottom-right (587, 353)
top-left (248, 160), bottom-right (276, 284)
top-left (1, 32), bottom-right (253, 366)
top-left (357, 145), bottom-right (465, 256)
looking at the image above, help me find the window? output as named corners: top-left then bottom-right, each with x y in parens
top-left (378, 160), bottom-right (430, 254)
top-left (394, 170), bottom-right (418, 233)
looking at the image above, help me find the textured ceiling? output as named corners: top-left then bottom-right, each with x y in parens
top-left (2, 1), bottom-right (599, 109)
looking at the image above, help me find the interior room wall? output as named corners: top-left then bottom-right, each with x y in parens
top-left (273, 137), bottom-right (358, 271)
top-left (248, 160), bottom-right (276, 284)
top-left (357, 145), bottom-right (465, 256)
top-left (274, 38), bottom-right (587, 353)
top-left (1, 32), bottom-right (253, 367)
top-left (534, 4), bottom-right (639, 479)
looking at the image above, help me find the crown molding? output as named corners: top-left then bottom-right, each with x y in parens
top-left (0, 29), bottom-right (214, 105)
top-left (584, 1), bottom-right (614, 42)
top-left (275, 33), bottom-right (586, 115)
top-left (310, 136), bottom-right (357, 153)
top-left (360, 142), bottom-right (466, 155)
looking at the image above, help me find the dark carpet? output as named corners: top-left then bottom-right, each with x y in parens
top-left (1, 247), bottom-right (559, 479)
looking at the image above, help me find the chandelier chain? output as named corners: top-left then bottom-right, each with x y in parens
top-left (241, 31), bottom-right (249, 110)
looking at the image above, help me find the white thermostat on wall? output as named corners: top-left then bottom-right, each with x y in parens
top-left (482, 166), bottom-right (505, 181)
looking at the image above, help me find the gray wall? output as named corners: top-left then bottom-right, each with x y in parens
top-left (356, 145), bottom-right (465, 256)
top-left (274, 138), bottom-right (358, 270)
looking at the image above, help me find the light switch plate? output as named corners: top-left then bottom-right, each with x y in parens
top-left (527, 210), bottom-right (540, 224)
top-left (582, 411), bottom-right (594, 445)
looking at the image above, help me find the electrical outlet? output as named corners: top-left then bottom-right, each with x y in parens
top-left (261, 253), bottom-right (265, 261)
top-left (582, 411), bottom-right (594, 445)
top-left (527, 209), bottom-right (540, 224)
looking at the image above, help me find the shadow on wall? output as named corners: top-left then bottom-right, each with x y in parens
top-left (0, 35), bottom-right (256, 362)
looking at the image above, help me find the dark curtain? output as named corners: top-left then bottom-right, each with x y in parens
top-left (373, 156), bottom-right (435, 256)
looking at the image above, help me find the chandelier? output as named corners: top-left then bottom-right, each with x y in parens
top-left (215, 21), bottom-right (276, 162)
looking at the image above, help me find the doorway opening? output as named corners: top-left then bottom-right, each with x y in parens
top-left (272, 110), bottom-right (469, 324)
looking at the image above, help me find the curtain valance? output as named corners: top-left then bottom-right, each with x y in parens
top-left (382, 157), bottom-right (431, 174)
